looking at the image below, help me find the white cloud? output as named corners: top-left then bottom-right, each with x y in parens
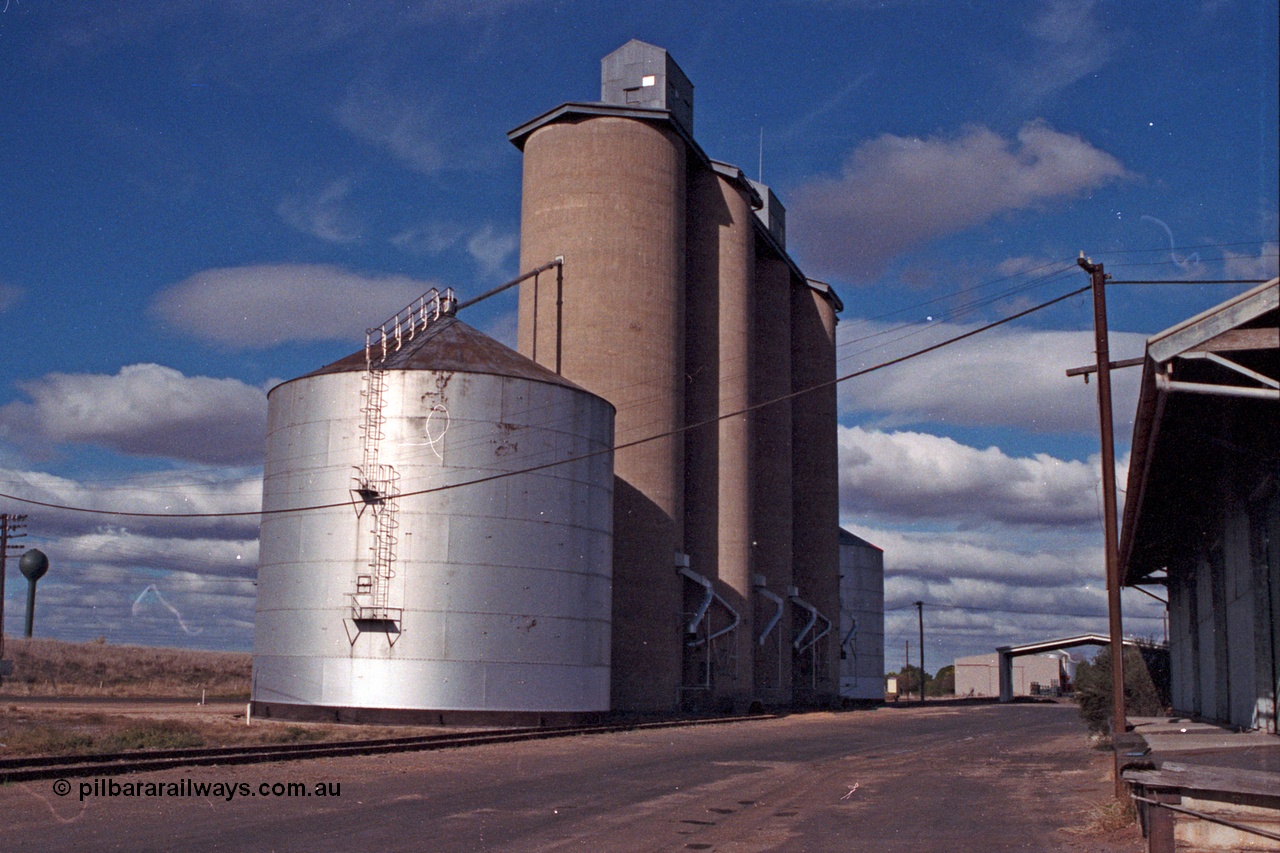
top-left (58, 530), bottom-right (258, 578)
top-left (840, 426), bottom-right (1120, 526)
top-left (0, 364), bottom-right (268, 465)
top-left (790, 120), bottom-right (1130, 279)
top-left (391, 221), bottom-right (467, 255)
top-left (0, 465), bottom-right (262, 539)
top-left (994, 255), bottom-right (1064, 279)
top-left (277, 176), bottom-right (364, 243)
top-left (0, 283), bottom-right (22, 313)
top-left (1011, 0), bottom-right (1117, 105)
top-left (836, 319), bottom-right (1146, 433)
top-left (466, 224), bottom-right (519, 278)
top-left (390, 221), bottom-right (518, 279)
top-left (843, 521), bottom-right (1101, 584)
top-left (150, 263), bottom-right (439, 347)
top-left (846, 521), bottom-right (1166, 663)
top-left (336, 81), bottom-right (444, 174)
top-left (20, 563), bottom-right (258, 650)
top-left (0, 465), bottom-right (261, 647)
top-left (1223, 241), bottom-right (1279, 281)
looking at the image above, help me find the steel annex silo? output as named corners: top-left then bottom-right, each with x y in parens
top-left (251, 293), bottom-right (615, 723)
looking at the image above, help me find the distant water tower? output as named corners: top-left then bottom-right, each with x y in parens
top-left (252, 291), bottom-right (615, 724)
top-left (19, 548), bottom-right (49, 638)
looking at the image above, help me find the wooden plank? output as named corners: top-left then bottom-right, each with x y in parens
top-left (1191, 327), bottom-right (1280, 353)
top-left (1149, 282), bottom-right (1277, 363)
top-left (1125, 762), bottom-right (1280, 800)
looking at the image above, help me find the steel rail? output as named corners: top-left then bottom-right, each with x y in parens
top-left (0, 715), bottom-right (777, 783)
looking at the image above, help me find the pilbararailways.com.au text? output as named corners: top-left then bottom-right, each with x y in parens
top-left (56, 777), bottom-right (341, 802)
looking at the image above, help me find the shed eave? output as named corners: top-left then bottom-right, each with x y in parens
top-left (1147, 278), bottom-right (1278, 364)
top-left (1118, 278), bottom-right (1279, 585)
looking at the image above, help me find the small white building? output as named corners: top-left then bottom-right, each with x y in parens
top-left (955, 652), bottom-right (1075, 698)
top-left (838, 529), bottom-right (885, 702)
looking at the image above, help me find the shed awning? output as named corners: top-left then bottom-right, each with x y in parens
top-left (1119, 279), bottom-right (1278, 584)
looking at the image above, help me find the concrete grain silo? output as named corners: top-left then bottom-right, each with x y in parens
top-left (511, 42), bottom-right (690, 712)
top-left (701, 164), bottom-right (758, 708)
top-left (681, 162), bottom-right (729, 697)
top-left (252, 294), bottom-right (615, 723)
top-left (790, 278), bottom-right (843, 701)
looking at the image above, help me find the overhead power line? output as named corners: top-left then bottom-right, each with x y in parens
top-left (884, 590), bottom-right (1165, 620)
top-left (1098, 238), bottom-right (1277, 256)
top-left (1107, 279), bottom-right (1272, 285)
top-left (0, 283), bottom-right (1091, 521)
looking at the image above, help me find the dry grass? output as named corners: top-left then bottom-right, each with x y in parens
top-left (0, 637), bottom-right (250, 699)
top-left (0, 711), bottom-right (207, 755)
top-left (0, 705), bottom-right (459, 757)
top-left (0, 639), bottom-right (470, 758)
top-left (1073, 796), bottom-right (1138, 834)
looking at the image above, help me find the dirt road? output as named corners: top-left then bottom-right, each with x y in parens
top-left (0, 701), bottom-right (1141, 852)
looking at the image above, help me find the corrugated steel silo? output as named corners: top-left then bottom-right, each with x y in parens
top-left (838, 528), bottom-right (885, 703)
top-left (252, 301), bottom-right (615, 723)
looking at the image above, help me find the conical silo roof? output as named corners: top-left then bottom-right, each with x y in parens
top-left (294, 315), bottom-right (592, 393)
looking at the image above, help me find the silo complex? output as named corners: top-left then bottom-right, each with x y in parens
top-left (252, 40), bottom-right (858, 721)
top-left (510, 41), bottom-right (845, 712)
top-left (252, 301), bottom-right (615, 723)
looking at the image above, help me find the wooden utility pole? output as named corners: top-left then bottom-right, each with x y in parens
top-left (916, 601), bottom-right (925, 704)
top-left (904, 640), bottom-right (909, 697)
top-left (1078, 254), bottom-right (1127, 798)
top-left (1, 513), bottom-right (28, 680)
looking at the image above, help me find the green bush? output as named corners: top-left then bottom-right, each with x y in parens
top-left (1074, 645), bottom-right (1165, 734)
top-left (927, 665), bottom-right (955, 697)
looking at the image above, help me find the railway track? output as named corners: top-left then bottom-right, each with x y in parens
top-left (0, 714), bottom-right (776, 783)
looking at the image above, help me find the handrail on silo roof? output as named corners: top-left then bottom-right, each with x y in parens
top-left (365, 287), bottom-right (457, 368)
